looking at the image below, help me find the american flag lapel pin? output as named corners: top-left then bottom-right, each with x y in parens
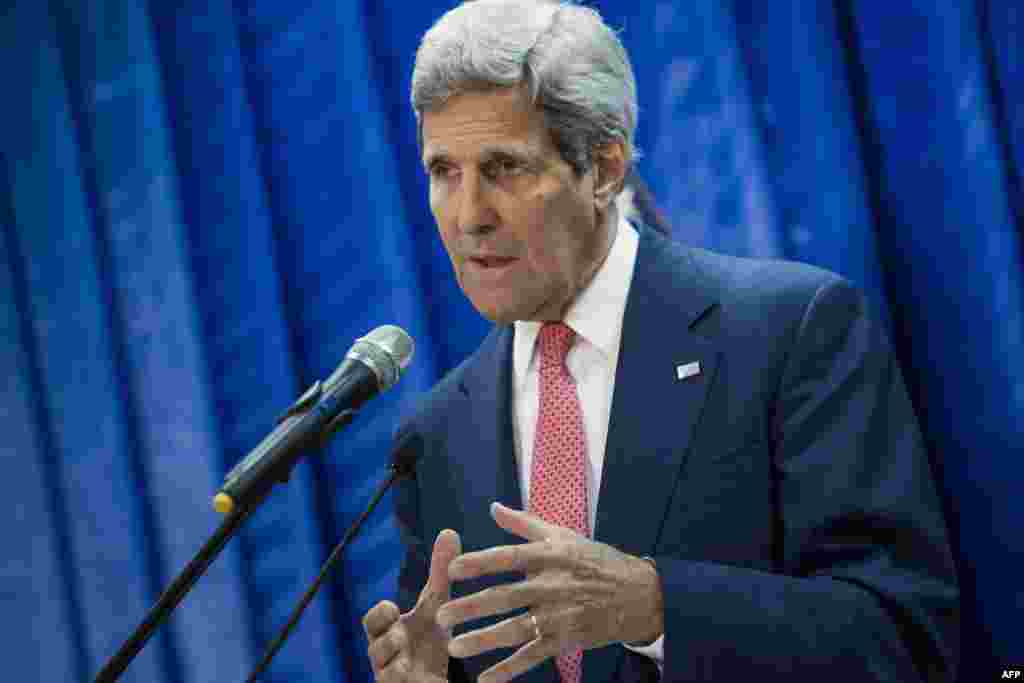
top-left (676, 361), bottom-right (701, 381)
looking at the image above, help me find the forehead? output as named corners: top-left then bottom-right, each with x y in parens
top-left (420, 87), bottom-right (552, 162)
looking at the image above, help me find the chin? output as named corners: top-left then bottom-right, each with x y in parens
top-left (467, 297), bottom-right (525, 325)
top-left (476, 306), bottom-right (518, 325)
top-left (462, 282), bottom-right (560, 325)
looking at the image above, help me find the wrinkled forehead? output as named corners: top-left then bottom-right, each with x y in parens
top-left (419, 87), bottom-right (554, 164)
top-left (417, 80), bottom-right (547, 131)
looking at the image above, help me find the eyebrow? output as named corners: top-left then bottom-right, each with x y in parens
top-left (422, 144), bottom-right (542, 169)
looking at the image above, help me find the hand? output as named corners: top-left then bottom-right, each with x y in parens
top-left (363, 529), bottom-right (462, 683)
top-left (436, 502), bottom-right (663, 683)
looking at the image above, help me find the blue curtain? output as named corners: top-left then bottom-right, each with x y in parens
top-left (1, 1), bottom-right (1018, 681)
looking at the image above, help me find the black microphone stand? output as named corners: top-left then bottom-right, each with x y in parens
top-left (94, 327), bottom-right (416, 681)
top-left (94, 496), bottom-right (263, 682)
top-left (94, 423), bottom-right (419, 682)
top-left (244, 462), bottom-right (409, 681)
top-left (93, 410), bottom-right (357, 681)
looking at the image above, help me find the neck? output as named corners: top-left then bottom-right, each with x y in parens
top-left (550, 206), bottom-right (619, 321)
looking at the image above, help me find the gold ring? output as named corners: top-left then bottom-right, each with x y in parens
top-left (530, 613), bottom-right (542, 641)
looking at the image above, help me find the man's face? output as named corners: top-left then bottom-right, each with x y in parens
top-left (421, 86), bottom-right (614, 324)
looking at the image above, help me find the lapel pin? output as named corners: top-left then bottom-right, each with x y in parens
top-left (676, 361), bottom-right (701, 381)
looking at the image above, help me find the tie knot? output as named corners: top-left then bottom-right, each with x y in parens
top-left (537, 322), bottom-right (575, 369)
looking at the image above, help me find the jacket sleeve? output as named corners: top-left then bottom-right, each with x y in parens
top-left (657, 278), bottom-right (959, 682)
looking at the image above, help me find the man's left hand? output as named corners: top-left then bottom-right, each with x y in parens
top-left (435, 502), bottom-right (663, 683)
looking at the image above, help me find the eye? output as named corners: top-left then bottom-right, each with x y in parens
top-left (486, 157), bottom-right (526, 179)
top-left (498, 158), bottom-right (525, 175)
top-left (428, 162), bottom-right (458, 180)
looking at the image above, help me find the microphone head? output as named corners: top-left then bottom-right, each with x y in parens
top-left (341, 325), bottom-right (415, 390)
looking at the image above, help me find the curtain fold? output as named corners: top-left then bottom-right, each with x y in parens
top-left (605, 1), bottom-right (787, 260)
top-left (845, 2), bottom-right (1024, 662)
top-left (144, 2), bottom-right (347, 681)
top-left (729, 0), bottom-right (890, 315)
top-left (980, 1), bottom-right (1023, 225)
top-left (0, 163), bottom-right (85, 683)
top-left (1, 1), bottom-right (1019, 680)
top-left (1, 3), bottom-right (175, 680)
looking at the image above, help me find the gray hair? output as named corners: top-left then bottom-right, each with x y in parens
top-left (411, 0), bottom-right (639, 180)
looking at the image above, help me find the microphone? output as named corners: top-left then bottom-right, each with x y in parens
top-left (212, 325), bottom-right (414, 514)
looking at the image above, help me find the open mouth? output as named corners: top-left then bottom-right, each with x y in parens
top-left (470, 256), bottom-right (518, 269)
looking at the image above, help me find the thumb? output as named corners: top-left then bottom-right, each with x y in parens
top-left (419, 529), bottom-right (461, 610)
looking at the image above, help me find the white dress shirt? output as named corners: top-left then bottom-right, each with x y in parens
top-left (511, 213), bottom-right (665, 668)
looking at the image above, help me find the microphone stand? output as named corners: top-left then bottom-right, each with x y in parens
top-left (94, 496), bottom-right (263, 682)
top-left (95, 447), bottom-right (416, 682)
top-left (94, 326), bottom-right (416, 681)
top-left (94, 396), bottom-right (358, 681)
top-left (244, 462), bottom-right (409, 681)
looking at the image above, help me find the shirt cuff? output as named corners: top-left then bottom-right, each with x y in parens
top-left (622, 633), bottom-right (664, 673)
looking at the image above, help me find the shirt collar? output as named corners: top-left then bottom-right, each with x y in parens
top-left (513, 212), bottom-right (639, 388)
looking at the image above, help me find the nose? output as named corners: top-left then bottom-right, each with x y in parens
top-left (456, 171), bottom-right (498, 235)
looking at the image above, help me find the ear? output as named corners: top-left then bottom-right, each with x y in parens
top-left (592, 141), bottom-right (628, 211)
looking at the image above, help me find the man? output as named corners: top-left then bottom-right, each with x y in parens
top-left (362, 1), bottom-right (959, 682)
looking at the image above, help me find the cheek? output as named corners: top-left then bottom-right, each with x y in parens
top-left (430, 201), bottom-right (458, 259)
top-left (520, 230), bottom-right (573, 285)
top-left (522, 204), bottom-right (581, 277)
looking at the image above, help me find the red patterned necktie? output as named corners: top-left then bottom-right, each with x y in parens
top-left (528, 322), bottom-right (589, 683)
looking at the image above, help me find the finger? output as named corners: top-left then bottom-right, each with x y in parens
top-left (367, 624), bottom-right (406, 671)
top-left (436, 580), bottom-right (537, 630)
top-left (478, 635), bottom-right (556, 683)
top-left (376, 653), bottom-right (411, 683)
top-left (363, 600), bottom-right (401, 639)
top-left (490, 502), bottom-right (561, 543)
top-left (449, 540), bottom-right (560, 581)
top-left (448, 612), bottom-right (538, 659)
top-left (421, 529), bottom-right (462, 607)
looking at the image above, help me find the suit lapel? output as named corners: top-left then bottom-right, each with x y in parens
top-left (456, 325), bottom-right (524, 551)
top-left (585, 227), bottom-right (719, 683)
top-left (594, 226), bottom-right (719, 553)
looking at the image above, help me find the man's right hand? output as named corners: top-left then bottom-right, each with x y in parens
top-left (363, 529), bottom-right (462, 682)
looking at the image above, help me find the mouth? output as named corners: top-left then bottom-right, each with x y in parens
top-left (469, 256), bottom-right (518, 270)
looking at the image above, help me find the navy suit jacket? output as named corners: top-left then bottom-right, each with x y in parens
top-left (392, 224), bottom-right (959, 682)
